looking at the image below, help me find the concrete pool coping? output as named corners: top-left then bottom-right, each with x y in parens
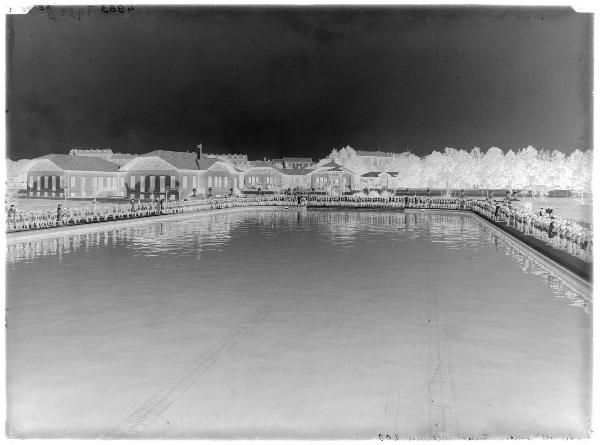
top-left (463, 210), bottom-right (592, 284)
top-left (6, 205), bottom-right (592, 292)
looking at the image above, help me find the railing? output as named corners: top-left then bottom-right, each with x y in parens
top-left (5, 195), bottom-right (592, 263)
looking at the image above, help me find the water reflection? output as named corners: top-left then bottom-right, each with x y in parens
top-left (6, 209), bottom-right (591, 313)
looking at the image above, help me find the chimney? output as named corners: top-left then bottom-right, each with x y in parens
top-left (197, 144), bottom-right (203, 159)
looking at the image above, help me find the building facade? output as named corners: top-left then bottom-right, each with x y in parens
top-left (120, 150), bottom-right (240, 200)
top-left (23, 149), bottom-right (387, 201)
top-left (204, 160), bottom-right (243, 196)
top-left (242, 164), bottom-right (284, 192)
top-left (360, 171), bottom-right (401, 190)
top-left (26, 154), bottom-right (122, 199)
top-left (310, 162), bottom-right (357, 194)
top-left (120, 156), bottom-right (186, 201)
top-left (280, 169), bottom-right (312, 191)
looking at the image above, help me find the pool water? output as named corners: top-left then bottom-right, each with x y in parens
top-left (5, 208), bottom-right (592, 439)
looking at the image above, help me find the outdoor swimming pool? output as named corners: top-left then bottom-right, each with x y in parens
top-left (5, 208), bottom-right (592, 439)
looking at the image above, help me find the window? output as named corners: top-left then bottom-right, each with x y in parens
top-left (170, 176), bottom-right (176, 189)
top-left (224, 177), bottom-right (228, 188)
top-left (208, 176), bottom-right (213, 187)
top-left (234, 178), bottom-right (237, 188)
top-left (192, 176), bottom-right (197, 188)
top-left (183, 176), bottom-right (188, 189)
top-left (149, 176), bottom-right (155, 192)
top-left (160, 176), bottom-right (166, 192)
top-left (70, 176), bottom-right (76, 187)
top-left (140, 176), bottom-right (145, 192)
top-left (37, 176), bottom-right (41, 190)
top-left (29, 176), bottom-right (34, 189)
top-left (81, 177), bottom-right (86, 188)
top-left (130, 176), bottom-right (135, 189)
top-left (44, 176), bottom-right (49, 189)
top-left (51, 176), bottom-right (56, 191)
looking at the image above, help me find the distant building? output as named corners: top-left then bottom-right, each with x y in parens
top-left (283, 157), bottom-right (315, 170)
top-left (356, 150), bottom-right (394, 158)
top-left (204, 153), bottom-right (249, 168)
top-left (356, 150), bottom-right (394, 170)
top-left (271, 159), bottom-right (284, 169)
top-left (68, 148), bottom-right (114, 158)
top-left (360, 171), bottom-right (401, 190)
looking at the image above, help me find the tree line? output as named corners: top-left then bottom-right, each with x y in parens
top-left (327, 146), bottom-right (593, 193)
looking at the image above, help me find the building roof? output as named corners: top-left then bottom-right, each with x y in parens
top-left (143, 150), bottom-right (200, 170)
top-left (248, 161), bottom-right (275, 168)
top-left (318, 161), bottom-right (341, 168)
top-left (39, 154), bottom-right (120, 172)
top-left (283, 157), bottom-right (313, 162)
top-left (196, 158), bottom-right (219, 170)
top-left (277, 168), bottom-right (313, 176)
top-left (104, 154), bottom-right (137, 166)
top-left (356, 150), bottom-right (393, 157)
top-left (385, 171), bottom-right (400, 177)
top-left (361, 171), bottom-right (382, 177)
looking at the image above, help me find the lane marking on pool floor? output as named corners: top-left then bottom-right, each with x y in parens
top-left (105, 304), bottom-right (273, 439)
top-left (427, 264), bottom-right (458, 439)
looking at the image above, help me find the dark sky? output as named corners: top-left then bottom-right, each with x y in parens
top-left (6, 6), bottom-right (593, 160)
